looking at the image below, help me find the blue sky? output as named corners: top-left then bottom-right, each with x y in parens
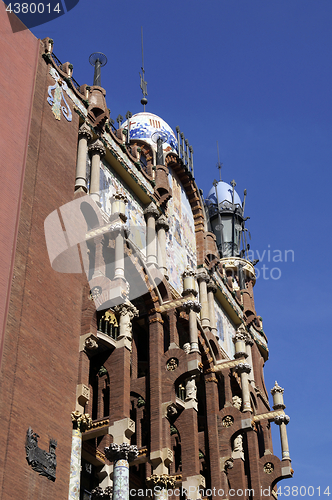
top-left (30, 0), bottom-right (332, 495)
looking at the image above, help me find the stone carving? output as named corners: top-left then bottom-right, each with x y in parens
top-left (182, 299), bottom-right (202, 313)
top-left (114, 301), bottom-right (139, 339)
top-left (88, 139), bottom-right (106, 157)
top-left (235, 362), bottom-right (251, 374)
top-left (91, 486), bottom-right (112, 500)
top-left (84, 335), bottom-right (98, 350)
top-left (224, 458), bottom-right (234, 470)
top-left (104, 443), bottom-right (138, 463)
top-left (143, 201), bottom-right (159, 218)
top-left (207, 280), bottom-right (217, 294)
top-left (233, 434), bottom-right (243, 453)
top-left (196, 270), bottom-right (210, 283)
top-left (156, 215), bottom-right (170, 231)
top-left (146, 474), bottom-right (176, 489)
top-left (137, 396), bottom-right (146, 408)
top-left (222, 415), bottom-right (234, 428)
top-left (232, 395), bottom-right (242, 410)
top-left (264, 462), bottom-right (274, 474)
top-left (182, 342), bottom-right (191, 354)
top-left (78, 121), bottom-right (93, 140)
top-left (274, 414), bottom-right (290, 425)
top-left (71, 411), bottom-right (92, 432)
top-left (25, 428), bottom-right (57, 481)
top-left (185, 376), bottom-right (197, 401)
top-left (182, 266), bottom-right (196, 279)
top-left (166, 358), bottom-right (178, 371)
top-left (271, 381), bottom-right (284, 395)
top-left (167, 404), bottom-right (178, 417)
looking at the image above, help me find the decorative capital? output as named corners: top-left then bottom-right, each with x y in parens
top-left (182, 266), bottom-right (196, 279)
top-left (71, 411), bottom-right (92, 432)
top-left (104, 443), bottom-right (138, 462)
top-left (88, 139), bottom-right (106, 157)
top-left (274, 414), bottom-right (290, 425)
top-left (146, 474), bottom-right (176, 490)
top-left (235, 362), bottom-right (251, 374)
top-left (196, 269), bottom-right (210, 283)
top-left (156, 214), bottom-right (170, 231)
top-left (113, 191), bottom-right (128, 204)
top-left (207, 280), bottom-right (218, 293)
top-left (78, 121), bottom-right (93, 140)
top-left (114, 301), bottom-right (139, 320)
top-left (271, 381), bottom-right (284, 395)
top-left (143, 201), bottom-right (159, 219)
top-left (182, 299), bottom-right (202, 313)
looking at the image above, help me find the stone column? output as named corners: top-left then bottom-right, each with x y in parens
top-left (234, 363), bottom-right (252, 412)
top-left (207, 280), bottom-right (218, 337)
top-left (75, 122), bottom-right (92, 192)
top-left (274, 414), bottom-right (291, 460)
top-left (68, 412), bottom-right (92, 500)
top-left (156, 215), bottom-right (169, 277)
top-left (114, 301), bottom-right (139, 347)
top-left (245, 335), bottom-right (255, 385)
top-left (183, 299), bottom-right (201, 353)
top-left (146, 475), bottom-right (176, 500)
top-left (233, 325), bottom-right (248, 359)
top-left (144, 202), bottom-right (159, 266)
top-left (88, 139), bottom-right (106, 204)
top-left (104, 443), bottom-right (138, 500)
top-left (113, 225), bottom-right (126, 280)
top-left (196, 269), bottom-right (210, 329)
top-left (271, 381), bottom-right (290, 460)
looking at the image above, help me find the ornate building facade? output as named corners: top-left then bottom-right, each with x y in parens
top-left (0, 8), bottom-right (292, 500)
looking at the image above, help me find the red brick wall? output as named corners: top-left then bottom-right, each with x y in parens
top-left (0, 33), bottom-right (84, 499)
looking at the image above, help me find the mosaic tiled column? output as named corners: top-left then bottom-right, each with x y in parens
top-left (88, 139), bottom-right (106, 204)
top-left (146, 474), bottom-right (176, 500)
top-left (68, 412), bottom-right (92, 500)
top-left (104, 443), bottom-right (138, 500)
top-left (75, 122), bottom-right (92, 192)
top-left (234, 362), bottom-right (252, 412)
top-left (144, 202), bottom-right (159, 267)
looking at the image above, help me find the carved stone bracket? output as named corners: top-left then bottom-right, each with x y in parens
top-left (104, 443), bottom-right (138, 463)
top-left (25, 428), bottom-right (57, 481)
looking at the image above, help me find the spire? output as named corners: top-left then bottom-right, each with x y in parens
top-left (140, 27), bottom-right (148, 110)
top-left (89, 52), bottom-right (107, 87)
top-left (216, 141), bottom-right (223, 181)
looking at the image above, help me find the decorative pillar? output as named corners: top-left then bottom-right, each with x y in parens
top-left (245, 335), bottom-right (255, 384)
top-left (207, 280), bottom-right (218, 337)
top-left (75, 122), bottom-right (92, 192)
top-left (146, 475), bottom-right (176, 500)
top-left (234, 363), bottom-right (252, 412)
top-left (233, 325), bottom-right (248, 359)
top-left (88, 139), bottom-right (106, 204)
top-left (144, 202), bottom-right (159, 266)
top-left (104, 443), bottom-right (138, 500)
top-left (113, 224), bottom-right (126, 281)
top-left (183, 299), bottom-right (201, 353)
top-left (196, 269), bottom-right (210, 329)
top-left (114, 301), bottom-right (139, 343)
top-left (111, 192), bottom-right (128, 221)
top-left (271, 381), bottom-right (291, 460)
top-left (156, 215), bottom-right (169, 277)
top-left (68, 411), bottom-right (92, 500)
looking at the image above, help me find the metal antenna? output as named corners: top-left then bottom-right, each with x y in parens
top-left (89, 52), bottom-right (107, 87)
top-left (140, 27), bottom-right (148, 110)
top-left (216, 141), bottom-right (223, 181)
